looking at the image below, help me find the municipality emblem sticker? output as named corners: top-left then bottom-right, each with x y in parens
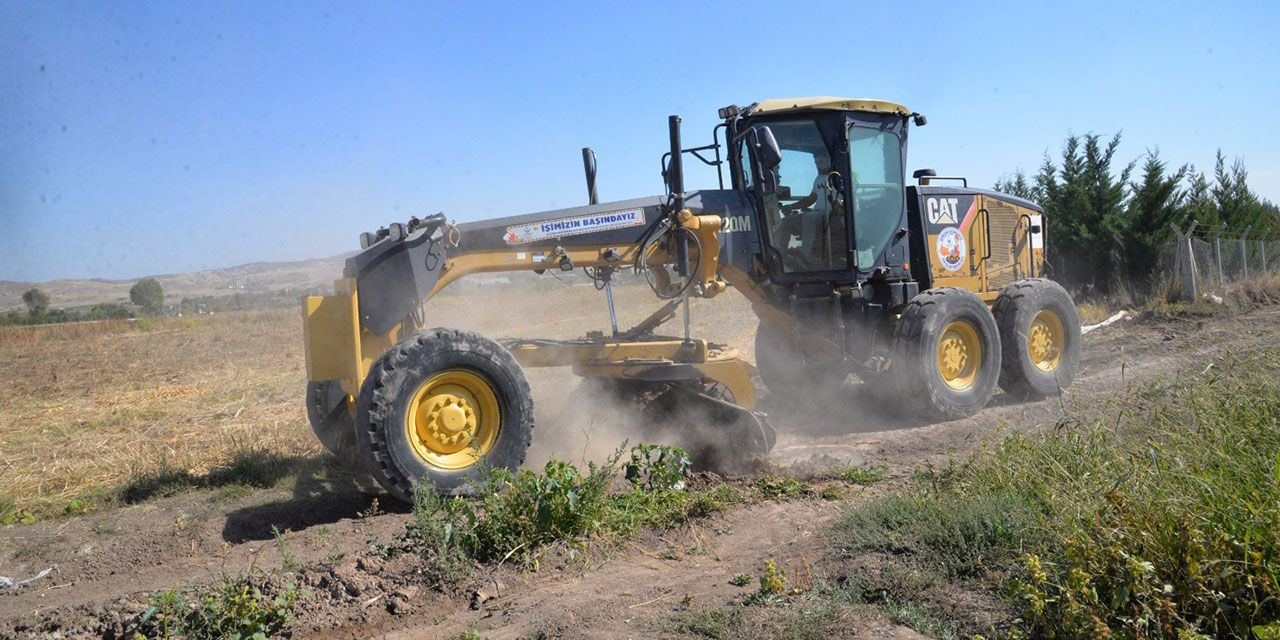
top-left (937, 227), bottom-right (966, 272)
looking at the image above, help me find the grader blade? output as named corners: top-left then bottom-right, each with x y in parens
top-left (640, 383), bottom-right (776, 475)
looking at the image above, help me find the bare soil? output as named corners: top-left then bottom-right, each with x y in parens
top-left (2, 296), bottom-right (1277, 639)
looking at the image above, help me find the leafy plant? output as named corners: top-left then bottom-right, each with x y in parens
top-left (271, 525), bottom-right (298, 572)
top-left (754, 474), bottom-right (811, 500)
top-left (132, 574), bottom-right (301, 639)
top-left (395, 443), bottom-right (731, 577)
top-left (625, 443), bottom-right (692, 492)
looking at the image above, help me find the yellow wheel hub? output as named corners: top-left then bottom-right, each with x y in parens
top-left (1027, 310), bottom-right (1065, 372)
top-left (405, 369), bottom-right (500, 470)
top-left (937, 320), bottom-right (982, 391)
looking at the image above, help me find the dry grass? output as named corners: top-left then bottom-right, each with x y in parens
top-left (1231, 272), bottom-right (1280, 307)
top-left (0, 279), bottom-right (759, 521)
top-left (0, 310), bottom-right (316, 519)
top-left (1074, 302), bottom-right (1113, 325)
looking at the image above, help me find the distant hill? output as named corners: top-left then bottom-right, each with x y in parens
top-left (0, 254), bottom-right (352, 312)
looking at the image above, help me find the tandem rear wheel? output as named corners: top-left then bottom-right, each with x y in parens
top-left (992, 278), bottom-right (1082, 399)
top-left (353, 327), bottom-right (534, 502)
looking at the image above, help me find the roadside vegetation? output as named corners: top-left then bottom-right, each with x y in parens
top-left (387, 443), bottom-right (746, 585)
top-left (823, 349), bottom-right (1280, 639)
top-left (122, 441), bottom-right (811, 638)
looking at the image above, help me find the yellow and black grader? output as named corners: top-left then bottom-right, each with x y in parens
top-left (302, 97), bottom-right (1081, 501)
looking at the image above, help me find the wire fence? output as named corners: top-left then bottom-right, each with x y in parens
top-left (1166, 222), bottom-right (1279, 298)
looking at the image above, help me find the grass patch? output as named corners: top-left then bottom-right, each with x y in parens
top-left (0, 308), bottom-right (322, 522)
top-left (835, 465), bottom-right (887, 486)
top-left (118, 447), bottom-right (307, 504)
top-left (394, 444), bottom-right (743, 585)
top-left (835, 488), bottom-right (1044, 579)
top-left (1076, 301), bottom-right (1113, 325)
top-left (832, 349), bottom-right (1280, 639)
top-left (753, 474), bottom-right (812, 500)
top-left (661, 581), bottom-right (865, 639)
top-left (879, 597), bottom-right (959, 640)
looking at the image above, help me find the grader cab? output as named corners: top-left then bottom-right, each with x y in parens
top-left (302, 97), bottom-right (1082, 501)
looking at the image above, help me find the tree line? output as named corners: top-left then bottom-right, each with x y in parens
top-left (993, 134), bottom-right (1279, 299)
top-left (2, 278), bottom-right (163, 326)
top-left (2, 278), bottom-right (331, 327)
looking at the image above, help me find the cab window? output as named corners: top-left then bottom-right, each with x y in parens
top-left (744, 119), bottom-right (847, 274)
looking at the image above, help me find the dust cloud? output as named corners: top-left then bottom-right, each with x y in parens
top-left (422, 272), bottom-right (904, 475)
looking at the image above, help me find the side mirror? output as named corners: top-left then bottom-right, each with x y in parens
top-left (752, 126), bottom-right (782, 170)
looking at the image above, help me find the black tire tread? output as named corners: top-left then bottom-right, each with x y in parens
top-left (354, 327), bottom-right (534, 502)
top-left (306, 380), bottom-right (355, 454)
top-left (890, 287), bottom-right (1002, 419)
top-left (992, 278), bottom-right (1082, 399)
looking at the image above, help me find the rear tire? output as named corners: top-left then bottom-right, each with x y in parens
top-left (754, 322), bottom-right (845, 398)
top-left (890, 287), bottom-right (1001, 419)
top-left (354, 328), bottom-right (534, 502)
top-left (306, 380), bottom-right (355, 454)
top-left (993, 278), bottom-right (1082, 399)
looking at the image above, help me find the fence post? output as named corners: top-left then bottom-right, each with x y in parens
top-left (1262, 230), bottom-right (1271, 274)
top-left (1241, 225), bottom-right (1252, 280)
top-left (1171, 221), bottom-right (1198, 300)
top-left (1213, 222), bottom-right (1228, 289)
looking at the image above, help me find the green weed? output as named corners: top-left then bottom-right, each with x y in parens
top-left (879, 597), bottom-right (959, 640)
top-left (836, 465), bottom-right (886, 485)
top-left (754, 475), bottom-right (811, 500)
top-left (395, 444), bottom-right (741, 578)
top-left (271, 526), bottom-right (298, 572)
top-left (130, 573), bottom-right (301, 639)
top-left (625, 443), bottom-right (692, 491)
top-left (662, 598), bottom-right (854, 639)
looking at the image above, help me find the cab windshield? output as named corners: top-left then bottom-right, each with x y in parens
top-left (743, 119), bottom-right (847, 274)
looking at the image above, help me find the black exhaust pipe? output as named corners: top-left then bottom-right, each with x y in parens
top-left (581, 147), bottom-right (599, 205)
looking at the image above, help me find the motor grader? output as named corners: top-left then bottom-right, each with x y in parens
top-left (302, 97), bottom-right (1082, 501)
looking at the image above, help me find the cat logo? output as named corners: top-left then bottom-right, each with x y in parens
top-left (721, 215), bottom-right (753, 233)
top-left (926, 197), bottom-right (960, 225)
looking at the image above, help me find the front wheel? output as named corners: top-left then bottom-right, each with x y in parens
top-left (889, 287), bottom-right (1002, 419)
top-left (993, 279), bottom-right (1082, 399)
top-left (754, 322), bottom-right (845, 398)
top-left (354, 328), bottom-right (534, 501)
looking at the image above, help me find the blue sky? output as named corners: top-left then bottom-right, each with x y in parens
top-left (2, 0), bottom-right (1278, 282)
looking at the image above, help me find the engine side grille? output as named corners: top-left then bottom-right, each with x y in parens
top-left (985, 199), bottom-right (1022, 290)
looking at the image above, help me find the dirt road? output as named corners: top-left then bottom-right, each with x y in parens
top-left (3, 302), bottom-right (1277, 639)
